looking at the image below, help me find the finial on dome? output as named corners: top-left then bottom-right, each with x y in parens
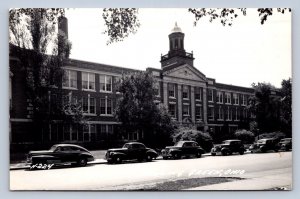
top-left (171, 22), bottom-right (182, 33)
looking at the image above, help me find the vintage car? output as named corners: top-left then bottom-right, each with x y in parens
top-left (277, 138), bottom-right (292, 151)
top-left (105, 142), bottom-right (158, 164)
top-left (26, 144), bottom-right (94, 167)
top-left (249, 138), bottom-right (279, 153)
top-left (211, 139), bottom-right (245, 156)
top-left (161, 141), bottom-right (205, 160)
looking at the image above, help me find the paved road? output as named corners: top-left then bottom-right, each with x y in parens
top-left (10, 151), bottom-right (292, 190)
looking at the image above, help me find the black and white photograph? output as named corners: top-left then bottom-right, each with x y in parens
top-left (9, 8), bottom-right (292, 191)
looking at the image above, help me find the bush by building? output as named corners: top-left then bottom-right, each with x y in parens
top-left (234, 129), bottom-right (255, 144)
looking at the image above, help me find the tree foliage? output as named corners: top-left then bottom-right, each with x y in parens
top-left (114, 71), bottom-right (176, 147)
top-left (9, 8), bottom-right (84, 143)
top-left (188, 8), bottom-right (291, 26)
top-left (102, 8), bottom-right (140, 45)
top-left (234, 129), bottom-right (255, 144)
top-left (248, 82), bottom-right (282, 133)
top-left (280, 78), bottom-right (292, 136)
top-left (172, 127), bottom-right (213, 152)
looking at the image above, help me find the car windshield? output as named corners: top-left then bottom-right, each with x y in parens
top-left (122, 144), bottom-right (130, 149)
top-left (49, 145), bottom-right (58, 151)
top-left (174, 141), bottom-right (184, 147)
top-left (222, 141), bottom-right (231, 145)
top-left (257, 140), bottom-right (267, 144)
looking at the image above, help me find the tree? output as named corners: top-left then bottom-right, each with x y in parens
top-left (114, 71), bottom-right (176, 147)
top-left (172, 127), bottom-right (213, 152)
top-left (248, 82), bottom-right (281, 133)
top-left (9, 8), bottom-right (84, 144)
top-left (102, 8), bottom-right (140, 45)
top-left (234, 129), bottom-right (255, 144)
top-left (280, 78), bottom-right (292, 137)
top-left (100, 8), bottom-right (290, 44)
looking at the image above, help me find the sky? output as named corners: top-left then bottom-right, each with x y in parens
top-left (65, 8), bottom-right (291, 88)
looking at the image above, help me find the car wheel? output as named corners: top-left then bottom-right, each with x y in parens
top-left (146, 154), bottom-right (153, 162)
top-left (162, 156), bottom-right (168, 160)
top-left (78, 157), bottom-right (87, 167)
top-left (114, 156), bottom-right (123, 164)
top-left (239, 150), bottom-right (244, 155)
top-left (211, 153), bottom-right (216, 156)
top-left (196, 152), bottom-right (202, 158)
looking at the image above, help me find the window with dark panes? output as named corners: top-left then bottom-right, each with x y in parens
top-left (90, 124), bottom-right (96, 141)
top-left (89, 97), bottom-right (95, 114)
top-left (182, 85), bottom-right (189, 99)
top-left (208, 89), bottom-right (213, 102)
top-left (168, 83), bottom-right (175, 98)
top-left (208, 106), bottom-right (214, 120)
top-left (195, 105), bottom-right (202, 120)
top-left (195, 87), bottom-right (201, 101)
top-left (183, 104), bottom-right (190, 116)
top-left (168, 104), bottom-right (176, 117)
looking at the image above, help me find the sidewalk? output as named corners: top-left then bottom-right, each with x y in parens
top-left (186, 171), bottom-right (292, 190)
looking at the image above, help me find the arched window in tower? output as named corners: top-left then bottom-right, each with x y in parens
top-left (175, 39), bottom-right (178, 49)
top-left (180, 38), bottom-right (183, 50)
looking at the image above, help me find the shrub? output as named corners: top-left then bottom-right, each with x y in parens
top-left (172, 127), bottom-right (213, 152)
top-left (255, 131), bottom-right (286, 142)
top-left (234, 129), bottom-right (255, 144)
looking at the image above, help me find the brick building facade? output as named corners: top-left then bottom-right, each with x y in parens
top-left (9, 19), bottom-right (254, 149)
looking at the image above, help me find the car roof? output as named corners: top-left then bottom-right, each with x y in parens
top-left (258, 138), bottom-right (274, 141)
top-left (125, 142), bottom-right (145, 145)
top-left (53, 144), bottom-right (88, 150)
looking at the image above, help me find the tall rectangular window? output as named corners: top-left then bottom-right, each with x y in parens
top-left (226, 107), bottom-right (232, 121)
top-left (217, 91), bottom-right (223, 103)
top-left (168, 103), bottom-right (176, 117)
top-left (217, 106), bottom-right (224, 120)
top-left (82, 72), bottom-right (95, 90)
top-left (233, 93), bottom-right (239, 105)
top-left (195, 87), bottom-right (201, 101)
top-left (82, 95), bottom-right (96, 114)
top-left (183, 104), bottom-right (190, 116)
top-left (182, 85), bottom-right (189, 99)
top-left (225, 92), bottom-right (231, 104)
top-left (115, 76), bottom-right (121, 93)
top-left (63, 70), bottom-right (77, 89)
top-left (154, 82), bottom-right (160, 96)
top-left (100, 75), bottom-right (112, 92)
top-left (168, 83), bottom-right (175, 98)
top-left (208, 106), bottom-right (214, 120)
top-left (195, 105), bottom-right (202, 120)
top-left (242, 94), bottom-right (247, 106)
top-left (100, 98), bottom-right (113, 115)
top-left (208, 89), bottom-right (213, 102)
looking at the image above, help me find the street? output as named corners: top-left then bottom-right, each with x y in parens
top-left (10, 151), bottom-right (292, 190)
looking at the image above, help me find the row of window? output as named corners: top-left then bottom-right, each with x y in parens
top-left (207, 106), bottom-right (249, 121)
top-left (168, 103), bottom-right (203, 120)
top-left (208, 89), bottom-right (249, 105)
top-left (50, 123), bottom-right (114, 142)
top-left (168, 83), bottom-right (202, 100)
top-left (62, 94), bottom-right (113, 115)
top-left (63, 70), bottom-right (121, 93)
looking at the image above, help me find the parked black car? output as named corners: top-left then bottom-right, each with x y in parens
top-left (105, 142), bottom-right (158, 164)
top-left (161, 141), bottom-right (205, 160)
top-left (277, 138), bottom-right (292, 151)
top-left (26, 144), bottom-right (94, 167)
top-left (249, 138), bottom-right (279, 153)
top-left (211, 140), bottom-right (245, 156)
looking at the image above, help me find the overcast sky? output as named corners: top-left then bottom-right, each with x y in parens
top-left (65, 8), bottom-right (291, 88)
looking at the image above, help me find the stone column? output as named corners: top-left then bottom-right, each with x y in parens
top-left (203, 87), bottom-right (208, 132)
top-left (178, 84), bottom-right (182, 123)
top-left (191, 86), bottom-right (195, 123)
top-left (163, 82), bottom-right (168, 108)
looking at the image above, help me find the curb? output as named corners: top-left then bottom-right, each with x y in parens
top-left (10, 159), bottom-right (108, 170)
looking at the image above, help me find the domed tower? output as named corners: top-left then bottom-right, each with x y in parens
top-left (161, 22), bottom-right (194, 68)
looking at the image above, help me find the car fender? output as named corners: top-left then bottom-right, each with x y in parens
top-left (146, 149), bottom-right (158, 158)
top-left (110, 151), bottom-right (126, 157)
top-left (169, 148), bottom-right (182, 154)
top-left (221, 147), bottom-right (230, 152)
